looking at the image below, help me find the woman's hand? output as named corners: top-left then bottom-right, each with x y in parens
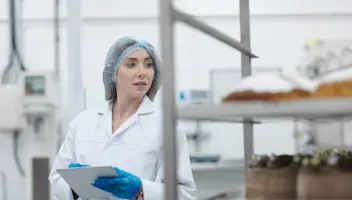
top-left (92, 167), bottom-right (142, 199)
top-left (68, 163), bottom-right (90, 199)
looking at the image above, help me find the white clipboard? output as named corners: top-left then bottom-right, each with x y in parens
top-left (57, 166), bottom-right (119, 199)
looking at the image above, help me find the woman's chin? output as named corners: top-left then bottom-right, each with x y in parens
top-left (129, 91), bottom-right (147, 99)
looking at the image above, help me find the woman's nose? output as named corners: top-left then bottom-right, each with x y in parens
top-left (138, 73), bottom-right (146, 78)
top-left (137, 64), bottom-right (147, 76)
top-left (137, 69), bottom-right (146, 78)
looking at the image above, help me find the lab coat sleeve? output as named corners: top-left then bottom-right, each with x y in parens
top-left (48, 123), bottom-right (77, 200)
top-left (141, 130), bottom-right (197, 200)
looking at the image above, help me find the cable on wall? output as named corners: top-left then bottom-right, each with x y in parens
top-left (1, 0), bottom-right (27, 84)
top-left (13, 130), bottom-right (25, 177)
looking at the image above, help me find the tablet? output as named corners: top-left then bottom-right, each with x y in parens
top-left (57, 166), bottom-right (119, 199)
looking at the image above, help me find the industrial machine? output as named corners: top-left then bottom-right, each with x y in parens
top-left (0, 0), bottom-right (81, 198)
top-left (0, 71), bottom-right (60, 200)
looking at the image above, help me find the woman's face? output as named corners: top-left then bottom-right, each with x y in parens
top-left (115, 48), bottom-right (155, 99)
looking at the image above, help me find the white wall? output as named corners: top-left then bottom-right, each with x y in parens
top-left (1, 0), bottom-right (352, 199)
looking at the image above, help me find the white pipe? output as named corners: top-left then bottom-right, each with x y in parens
top-left (66, 0), bottom-right (85, 126)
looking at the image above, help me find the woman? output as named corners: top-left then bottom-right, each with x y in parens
top-left (49, 37), bottom-right (197, 200)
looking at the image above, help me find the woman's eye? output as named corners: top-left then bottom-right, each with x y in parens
top-left (145, 62), bottom-right (153, 68)
top-left (127, 62), bottom-right (136, 67)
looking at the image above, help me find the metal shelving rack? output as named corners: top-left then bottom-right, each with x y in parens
top-left (160, 0), bottom-right (352, 200)
top-left (160, 0), bottom-right (256, 199)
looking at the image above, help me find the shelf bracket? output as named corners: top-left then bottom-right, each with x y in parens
top-left (173, 9), bottom-right (258, 58)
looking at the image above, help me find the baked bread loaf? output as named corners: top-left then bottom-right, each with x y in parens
top-left (222, 73), bottom-right (318, 102)
top-left (312, 67), bottom-right (352, 98)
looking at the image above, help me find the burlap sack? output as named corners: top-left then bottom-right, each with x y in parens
top-left (246, 167), bottom-right (297, 200)
top-left (297, 167), bottom-right (352, 199)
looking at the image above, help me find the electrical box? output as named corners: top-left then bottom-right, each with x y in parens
top-left (18, 71), bottom-right (60, 116)
top-left (178, 89), bottom-right (209, 105)
top-left (189, 89), bottom-right (209, 104)
top-left (0, 84), bottom-right (24, 132)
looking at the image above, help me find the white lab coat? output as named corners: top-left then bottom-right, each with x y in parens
top-left (49, 96), bottom-right (197, 200)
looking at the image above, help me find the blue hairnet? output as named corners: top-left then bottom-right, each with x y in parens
top-left (103, 37), bottom-right (161, 101)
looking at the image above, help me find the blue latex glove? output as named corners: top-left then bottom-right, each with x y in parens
top-left (68, 163), bottom-right (90, 168)
top-left (92, 167), bottom-right (142, 199)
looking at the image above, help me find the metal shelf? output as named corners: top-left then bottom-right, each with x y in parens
top-left (178, 98), bottom-right (352, 120)
top-left (160, 0), bottom-right (255, 199)
top-left (159, 0), bottom-right (352, 199)
top-left (191, 159), bottom-right (244, 171)
top-left (183, 117), bottom-right (261, 123)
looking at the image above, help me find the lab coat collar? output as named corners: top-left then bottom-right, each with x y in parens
top-left (97, 96), bottom-right (154, 116)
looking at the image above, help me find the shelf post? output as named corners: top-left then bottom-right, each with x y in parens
top-left (239, 0), bottom-right (254, 169)
top-left (160, 0), bottom-right (178, 199)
